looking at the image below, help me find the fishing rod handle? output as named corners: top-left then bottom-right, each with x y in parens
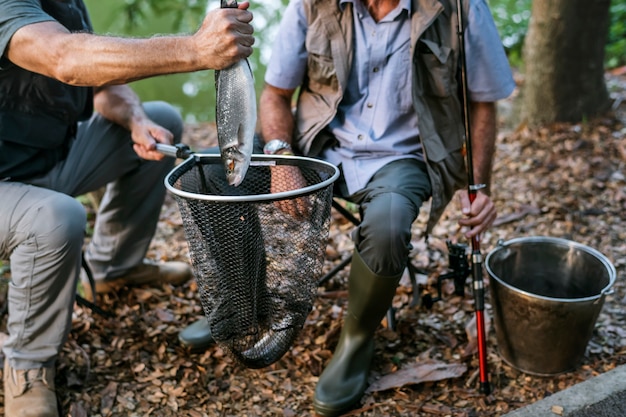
top-left (472, 258), bottom-right (485, 311)
top-left (155, 143), bottom-right (193, 159)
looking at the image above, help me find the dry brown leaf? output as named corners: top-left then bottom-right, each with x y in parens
top-left (365, 360), bottom-right (467, 393)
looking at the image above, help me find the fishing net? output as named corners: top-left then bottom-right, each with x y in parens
top-left (164, 153), bottom-right (338, 368)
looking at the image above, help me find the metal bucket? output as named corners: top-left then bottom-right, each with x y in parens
top-left (485, 236), bottom-right (615, 376)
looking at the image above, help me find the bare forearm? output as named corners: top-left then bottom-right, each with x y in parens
top-left (56, 34), bottom-right (199, 86)
top-left (259, 84), bottom-right (296, 145)
top-left (469, 101), bottom-right (497, 194)
top-left (9, 25), bottom-right (200, 86)
top-left (94, 85), bottom-right (145, 131)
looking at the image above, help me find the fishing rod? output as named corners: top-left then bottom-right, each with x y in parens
top-left (455, 0), bottom-right (490, 395)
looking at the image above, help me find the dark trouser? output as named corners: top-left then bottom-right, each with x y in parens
top-left (0, 101), bottom-right (183, 369)
top-left (336, 158), bottom-right (432, 276)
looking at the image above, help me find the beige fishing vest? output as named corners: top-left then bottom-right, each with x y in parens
top-left (296, 0), bottom-right (470, 233)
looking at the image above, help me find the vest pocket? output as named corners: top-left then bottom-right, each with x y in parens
top-left (306, 53), bottom-right (339, 91)
top-left (416, 39), bottom-right (453, 98)
top-left (305, 30), bottom-right (339, 91)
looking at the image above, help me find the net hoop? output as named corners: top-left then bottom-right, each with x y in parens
top-left (165, 153), bottom-right (339, 202)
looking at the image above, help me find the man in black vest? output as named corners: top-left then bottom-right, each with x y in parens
top-left (0, 1), bottom-right (254, 416)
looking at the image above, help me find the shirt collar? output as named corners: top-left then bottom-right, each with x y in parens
top-left (340, 0), bottom-right (412, 15)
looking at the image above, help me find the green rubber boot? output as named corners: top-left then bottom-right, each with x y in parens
top-left (313, 249), bottom-right (402, 416)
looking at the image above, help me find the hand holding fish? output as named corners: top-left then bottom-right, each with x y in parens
top-left (194, 1), bottom-right (254, 70)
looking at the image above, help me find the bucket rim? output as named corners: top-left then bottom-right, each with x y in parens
top-left (164, 153), bottom-right (340, 202)
top-left (485, 236), bottom-right (616, 303)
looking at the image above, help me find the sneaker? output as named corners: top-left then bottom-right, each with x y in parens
top-left (82, 260), bottom-right (192, 299)
top-left (3, 360), bottom-right (58, 417)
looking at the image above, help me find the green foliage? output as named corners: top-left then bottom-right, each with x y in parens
top-left (489, 0), bottom-right (531, 68)
top-left (120, 0), bottom-right (206, 33)
top-left (606, 0), bottom-right (626, 68)
top-left (0, 259), bottom-right (9, 280)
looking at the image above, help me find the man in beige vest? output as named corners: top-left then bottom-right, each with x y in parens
top-left (182, 0), bottom-right (514, 414)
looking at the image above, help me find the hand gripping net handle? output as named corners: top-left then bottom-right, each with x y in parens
top-left (165, 154), bottom-right (339, 368)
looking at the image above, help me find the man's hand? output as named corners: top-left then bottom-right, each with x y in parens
top-left (194, 2), bottom-right (255, 70)
top-left (93, 84), bottom-right (173, 161)
top-left (457, 189), bottom-right (496, 239)
top-left (130, 118), bottom-right (174, 161)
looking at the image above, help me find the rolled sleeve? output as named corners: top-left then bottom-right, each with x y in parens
top-left (465, 0), bottom-right (516, 102)
top-left (0, 0), bottom-right (55, 62)
top-left (263, 0), bottom-right (309, 89)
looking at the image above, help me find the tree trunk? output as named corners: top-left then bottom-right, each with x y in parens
top-left (521, 0), bottom-right (611, 125)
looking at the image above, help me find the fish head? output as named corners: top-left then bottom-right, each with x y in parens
top-left (221, 146), bottom-right (250, 187)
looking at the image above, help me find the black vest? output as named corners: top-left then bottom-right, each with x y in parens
top-left (0, 0), bottom-right (93, 180)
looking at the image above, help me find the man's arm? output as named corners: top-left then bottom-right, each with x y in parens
top-left (469, 101), bottom-right (497, 195)
top-left (259, 83), bottom-right (297, 147)
top-left (5, 5), bottom-right (254, 87)
top-left (259, 83), bottom-right (311, 217)
top-left (457, 100), bottom-right (498, 238)
top-left (93, 85), bottom-right (172, 161)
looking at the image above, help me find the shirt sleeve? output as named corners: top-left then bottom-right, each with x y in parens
top-left (263, 0), bottom-right (310, 90)
top-left (0, 0), bottom-right (56, 63)
top-left (465, 0), bottom-right (516, 102)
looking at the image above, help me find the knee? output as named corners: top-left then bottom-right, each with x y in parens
top-left (358, 217), bottom-right (407, 259)
top-left (143, 101), bottom-right (184, 143)
top-left (356, 194), bottom-right (415, 275)
top-left (33, 195), bottom-right (86, 250)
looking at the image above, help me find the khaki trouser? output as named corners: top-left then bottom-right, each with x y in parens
top-left (0, 101), bottom-right (183, 369)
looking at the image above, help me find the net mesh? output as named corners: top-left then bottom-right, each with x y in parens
top-left (165, 154), bottom-right (337, 368)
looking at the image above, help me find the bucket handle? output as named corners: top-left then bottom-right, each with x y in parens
top-left (603, 287), bottom-right (615, 296)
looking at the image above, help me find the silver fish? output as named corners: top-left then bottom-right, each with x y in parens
top-left (215, 0), bottom-right (256, 187)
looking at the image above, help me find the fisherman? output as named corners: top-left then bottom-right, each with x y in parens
top-left (0, 1), bottom-right (254, 416)
top-left (181, 0), bottom-right (514, 414)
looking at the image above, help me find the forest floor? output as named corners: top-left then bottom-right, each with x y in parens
top-left (1, 68), bottom-right (626, 417)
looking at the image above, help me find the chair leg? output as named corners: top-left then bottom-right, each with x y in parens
top-left (318, 255), bottom-right (353, 286)
top-left (386, 306), bottom-right (396, 330)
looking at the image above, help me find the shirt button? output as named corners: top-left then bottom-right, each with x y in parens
top-left (373, 67), bottom-right (379, 73)
top-left (357, 134), bottom-right (364, 140)
top-left (367, 103), bottom-right (373, 108)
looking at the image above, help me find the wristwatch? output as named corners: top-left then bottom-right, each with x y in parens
top-left (263, 139), bottom-right (293, 155)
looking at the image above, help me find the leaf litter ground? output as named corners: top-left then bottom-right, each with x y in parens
top-left (1, 69), bottom-right (626, 416)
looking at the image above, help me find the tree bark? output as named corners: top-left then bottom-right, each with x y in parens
top-left (521, 0), bottom-right (611, 125)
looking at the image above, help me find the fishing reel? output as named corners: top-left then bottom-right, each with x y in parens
top-left (421, 240), bottom-right (471, 309)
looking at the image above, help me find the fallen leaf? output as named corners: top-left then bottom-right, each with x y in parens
top-left (365, 360), bottom-right (468, 393)
top-left (100, 381), bottom-right (118, 415)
